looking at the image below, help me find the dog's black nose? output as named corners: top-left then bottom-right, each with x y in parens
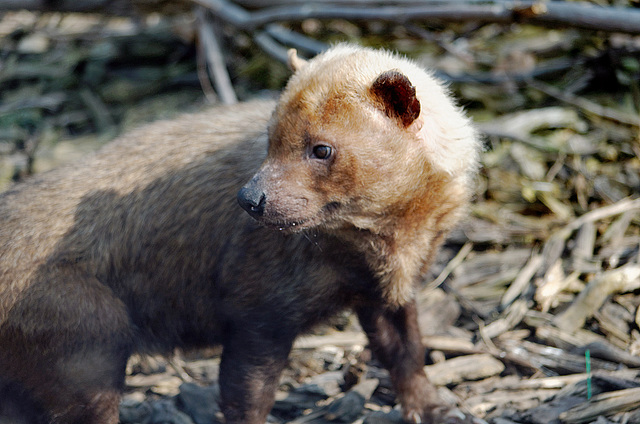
top-left (237, 184), bottom-right (266, 217)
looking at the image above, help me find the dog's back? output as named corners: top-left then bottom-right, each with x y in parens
top-left (0, 100), bottom-right (284, 422)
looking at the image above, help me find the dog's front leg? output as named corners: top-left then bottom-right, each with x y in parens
top-left (356, 299), bottom-right (440, 422)
top-left (356, 300), bottom-right (483, 423)
top-left (219, 326), bottom-right (294, 424)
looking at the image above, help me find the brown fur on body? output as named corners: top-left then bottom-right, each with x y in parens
top-left (0, 45), bottom-right (479, 424)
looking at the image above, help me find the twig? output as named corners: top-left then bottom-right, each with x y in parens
top-left (422, 241), bottom-right (473, 294)
top-left (563, 198), bottom-right (640, 234)
top-left (0, 0), bottom-right (120, 13)
top-left (79, 89), bottom-right (115, 133)
top-left (195, 33), bottom-right (219, 103)
top-left (477, 106), bottom-right (585, 149)
top-left (553, 263), bottom-right (640, 333)
top-left (540, 197), bottom-right (640, 275)
top-left (253, 31), bottom-right (291, 63)
top-left (195, 6), bottom-right (238, 105)
top-left (256, 28), bottom-right (571, 76)
top-left (424, 353), bottom-right (505, 386)
top-left (481, 298), bottom-right (529, 340)
top-left (0, 92), bottom-right (67, 114)
top-left (500, 252), bottom-right (543, 308)
top-left (264, 24), bottom-right (327, 55)
top-left (527, 79), bottom-right (640, 128)
top-left (560, 387), bottom-right (640, 423)
top-left (405, 22), bottom-right (475, 65)
top-left (429, 43), bottom-right (579, 88)
top-left (194, 0), bottom-right (640, 34)
top-left (233, 0), bottom-right (529, 6)
top-left (4, 0), bottom-right (640, 34)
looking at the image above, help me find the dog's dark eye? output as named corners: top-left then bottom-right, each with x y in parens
top-left (312, 145), bottom-right (332, 160)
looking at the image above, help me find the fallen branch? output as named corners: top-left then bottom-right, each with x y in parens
top-left (424, 353), bottom-right (505, 386)
top-left (423, 241), bottom-right (473, 293)
top-left (540, 197), bottom-right (640, 274)
top-left (527, 79), bottom-right (640, 128)
top-left (6, 0), bottom-right (640, 35)
top-left (481, 298), bottom-right (529, 340)
top-left (500, 253), bottom-right (543, 307)
top-left (263, 24), bottom-right (327, 56)
top-left (253, 31), bottom-right (291, 64)
top-left (0, 0), bottom-right (192, 15)
top-left (553, 263), bottom-right (640, 333)
top-left (253, 24), bottom-right (329, 63)
top-left (560, 387), bottom-right (640, 423)
top-left (193, 0), bottom-right (640, 34)
top-left (196, 7), bottom-right (238, 105)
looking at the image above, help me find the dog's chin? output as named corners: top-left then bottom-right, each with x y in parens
top-left (256, 216), bottom-right (317, 234)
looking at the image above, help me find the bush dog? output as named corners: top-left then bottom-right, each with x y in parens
top-left (0, 44), bottom-right (479, 423)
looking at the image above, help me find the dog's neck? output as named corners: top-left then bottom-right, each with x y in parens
top-left (333, 177), bottom-right (467, 306)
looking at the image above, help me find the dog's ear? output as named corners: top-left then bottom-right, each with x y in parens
top-left (287, 49), bottom-right (308, 72)
top-left (370, 70), bottom-right (421, 128)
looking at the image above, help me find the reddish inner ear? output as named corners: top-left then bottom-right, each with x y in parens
top-left (370, 70), bottom-right (421, 128)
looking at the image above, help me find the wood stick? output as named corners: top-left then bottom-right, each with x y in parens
top-left (482, 299), bottom-right (529, 340)
top-left (3, 0), bottom-right (640, 35)
top-left (554, 264), bottom-right (640, 333)
top-left (195, 6), bottom-right (238, 105)
top-left (193, 0), bottom-right (640, 33)
top-left (424, 353), bottom-right (505, 386)
top-left (253, 31), bottom-right (290, 63)
top-left (501, 253), bottom-right (543, 307)
top-left (264, 24), bottom-right (327, 55)
top-left (560, 387), bottom-right (640, 423)
top-left (540, 198), bottom-right (640, 275)
top-left (423, 242), bottom-right (473, 294)
top-left (527, 79), bottom-right (640, 128)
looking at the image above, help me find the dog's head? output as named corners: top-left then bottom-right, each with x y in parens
top-left (238, 44), bottom-right (478, 233)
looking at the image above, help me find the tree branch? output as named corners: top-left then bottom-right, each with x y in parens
top-left (527, 79), bottom-right (640, 128)
top-left (3, 0), bottom-right (639, 35)
top-left (196, 6), bottom-right (238, 104)
top-left (193, 0), bottom-right (640, 34)
top-left (0, 0), bottom-right (131, 14)
top-left (0, 0), bottom-right (194, 15)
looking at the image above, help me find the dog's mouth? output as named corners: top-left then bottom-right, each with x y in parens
top-left (261, 218), bottom-right (309, 232)
top-left (257, 202), bottom-right (342, 233)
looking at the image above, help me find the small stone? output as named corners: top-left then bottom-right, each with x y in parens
top-left (363, 408), bottom-right (404, 424)
top-left (149, 400), bottom-right (195, 424)
top-left (119, 398), bottom-right (152, 424)
top-left (17, 33), bottom-right (49, 54)
top-left (177, 382), bottom-right (222, 424)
